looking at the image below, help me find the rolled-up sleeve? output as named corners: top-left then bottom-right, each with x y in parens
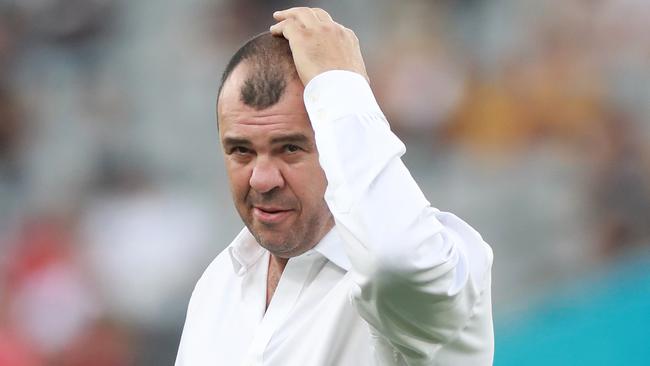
top-left (304, 70), bottom-right (494, 365)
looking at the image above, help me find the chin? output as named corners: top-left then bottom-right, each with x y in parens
top-left (254, 231), bottom-right (292, 251)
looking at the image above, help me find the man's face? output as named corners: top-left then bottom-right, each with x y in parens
top-left (218, 65), bottom-right (334, 258)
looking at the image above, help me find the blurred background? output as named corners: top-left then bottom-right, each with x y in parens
top-left (0, 0), bottom-right (648, 364)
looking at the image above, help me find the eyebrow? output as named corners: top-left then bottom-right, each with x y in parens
top-left (270, 133), bottom-right (310, 146)
top-left (222, 137), bottom-right (252, 147)
top-left (221, 133), bottom-right (313, 151)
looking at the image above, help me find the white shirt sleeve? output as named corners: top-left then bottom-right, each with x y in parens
top-left (304, 70), bottom-right (494, 364)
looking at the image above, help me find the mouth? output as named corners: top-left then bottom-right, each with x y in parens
top-left (252, 206), bottom-right (294, 225)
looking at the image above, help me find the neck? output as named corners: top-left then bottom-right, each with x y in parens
top-left (266, 254), bottom-right (289, 309)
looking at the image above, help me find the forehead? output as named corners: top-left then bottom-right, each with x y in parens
top-left (218, 64), bottom-right (312, 141)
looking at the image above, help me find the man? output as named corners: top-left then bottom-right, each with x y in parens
top-left (176, 7), bottom-right (493, 366)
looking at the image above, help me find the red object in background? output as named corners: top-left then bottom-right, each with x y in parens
top-left (0, 331), bottom-right (43, 366)
top-left (59, 320), bottom-right (133, 366)
top-left (5, 217), bottom-right (74, 290)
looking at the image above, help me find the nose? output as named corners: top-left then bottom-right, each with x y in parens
top-left (249, 157), bottom-right (285, 194)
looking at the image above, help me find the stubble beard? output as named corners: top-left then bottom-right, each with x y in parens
top-left (241, 198), bottom-right (334, 259)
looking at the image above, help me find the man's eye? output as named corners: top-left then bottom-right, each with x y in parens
top-left (231, 146), bottom-right (250, 155)
top-left (284, 144), bottom-right (301, 153)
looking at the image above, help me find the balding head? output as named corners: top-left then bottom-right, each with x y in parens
top-left (218, 32), bottom-right (299, 111)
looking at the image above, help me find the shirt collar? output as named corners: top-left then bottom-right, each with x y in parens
top-left (227, 227), bottom-right (351, 276)
top-left (311, 228), bottom-right (351, 272)
top-left (227, 228), bottom-right (266, 276)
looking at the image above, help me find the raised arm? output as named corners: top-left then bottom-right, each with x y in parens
top-left (271, 8), bottom-right (494, 364)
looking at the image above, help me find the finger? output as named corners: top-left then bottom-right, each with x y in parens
top-left (269, 19), bottom-right (287, 36)
top-left (273, 7), bottom-right (309, 20)
top-left (311, 7), bottom-right (333, 22)
top-left (269, 19), bottom-right (300, 39)
top-left (343, 26), bottom-right (359, 43)
top-left (273, 7), bottom-right (319, 26)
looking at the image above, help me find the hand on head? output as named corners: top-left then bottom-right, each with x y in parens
top-left (269, 7), bottom-right (369, 85)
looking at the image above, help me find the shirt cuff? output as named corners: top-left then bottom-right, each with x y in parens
top-left (303, 70), bottom-right (385, 123)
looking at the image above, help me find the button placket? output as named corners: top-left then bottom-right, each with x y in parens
top-left (241, 255), bottom-right (315, 363)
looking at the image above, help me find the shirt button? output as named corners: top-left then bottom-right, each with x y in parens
top-left (308, 92), bottom-right (320, 104)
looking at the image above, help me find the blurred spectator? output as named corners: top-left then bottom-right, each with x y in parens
top-left (368, 1), bottom-right (468, 168)
top-left (589, 111), bottom-right (650, 256)
top-left (79, 159), bottom-right (213, 364)
top-left (80, 158), bottom-right (212, 328)
top-left (15, 0), bottom-right (116, 44)
top-left (372, 7), bottom-right (466, 143)
top-left (0, 329), bottom-right (42, 366)
top-left (0, 87), bottom-right (23, 172)
top-left (443, 74), bottom-right (531, 156)
top-left (3, 216), bottom-right (100, 363)
top-left (444, 20), bottom-right (607, 157)
top-left (206, 0), bottom-right (303, 43)
top-left (0, 4), bottom-right (19, 74)
top-left (59, 318), bottom-right (133, 366)
top-left (0, 85), bottom-right (26, 241)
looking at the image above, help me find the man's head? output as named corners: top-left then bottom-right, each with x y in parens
top-left (217, 32), bottom-right (334, 258)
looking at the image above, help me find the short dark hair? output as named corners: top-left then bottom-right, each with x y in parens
top-left (217, 32), bottom-right (298, 111)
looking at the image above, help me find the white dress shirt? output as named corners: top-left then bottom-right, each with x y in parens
top-left (175, 71), bottom-right (494, 366)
